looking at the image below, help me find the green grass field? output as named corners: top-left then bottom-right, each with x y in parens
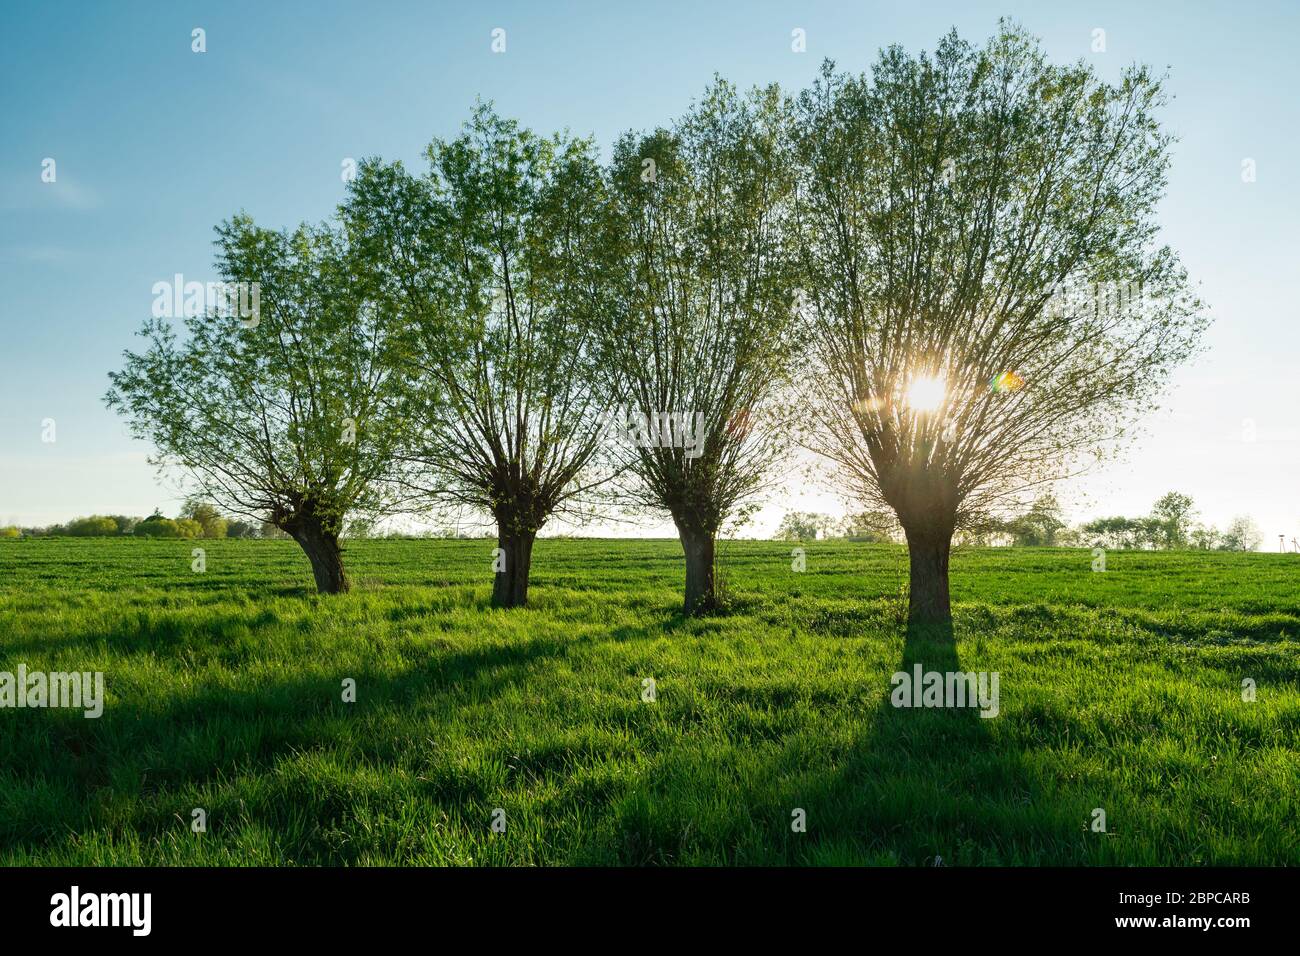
top-left (1, 537), bottom-right (1296, 865)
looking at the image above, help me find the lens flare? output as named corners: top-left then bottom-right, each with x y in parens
top-left (851, 394), bottom-right (888, 416)
top-left (990, 370), bottom-right (1025, 393)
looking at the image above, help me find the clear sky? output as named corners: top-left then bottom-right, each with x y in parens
top-left (2, 1), bottom-right (1297, 544)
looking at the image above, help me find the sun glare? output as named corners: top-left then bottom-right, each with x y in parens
top-left (904, 374), bottom-right (947, 413)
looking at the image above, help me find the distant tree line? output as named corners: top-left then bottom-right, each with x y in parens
top-left (777, 491), bottom-right (1266, 552)
top-left (10, 490), bottom-right (1267, 555)
top-left (3, 502), bottom-right (270, 540)
top-left (1078, 493), bottom-right (1262, 552)
top-left (776, 510), bottom-right (897, 543)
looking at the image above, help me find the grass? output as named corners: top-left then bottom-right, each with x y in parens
top-left (0, 536), bottom-right (1296, 865)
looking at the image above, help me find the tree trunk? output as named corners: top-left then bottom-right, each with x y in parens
top-left (492, 528), bottom-right (536, 608)
top-left (904, 524), bottom-right (952, 627)
top-left (678, 525), bottom-right (717, 616)
top-left (289, 521), bottom-right (349, 594)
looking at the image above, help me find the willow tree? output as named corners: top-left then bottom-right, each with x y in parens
top-left (794, 26), bottom-right (1204, 626)
top-left (106, 215), bottom-right (413, 593)
top-left (342, 106), bottom-right (611, 607)
top-left (600, 81), bottom-right (802, 614)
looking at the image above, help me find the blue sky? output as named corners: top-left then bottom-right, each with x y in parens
top-left (2, 1), bottom-right (1297, 543)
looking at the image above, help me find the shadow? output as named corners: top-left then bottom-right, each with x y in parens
top-left (5, 581), bottom-right (1049, 866)
top-left (606, 608), bottom-right (727, 640)
top-left (0, 632), bottom-right (564, 862)
top-left (0, 605), bottom-right (307, 662)
top-left (782, 617), bottom-right (1038, 865)
top-left (606, 623), bottom-right (670, 644)
top-left (563, 614), bottom-right (1039, 867)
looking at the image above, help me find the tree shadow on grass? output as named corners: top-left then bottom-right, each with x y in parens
top-left (0, 629), bottom-right (565, 862)
top-left (0, 611), bottom-right (239, 660)
top-left (811, 619), bottom-right (1006, 864)
top-left (565, 617), bottom-right (1041, 866)
top-left (603, 610), bottom-right (728, 643)
top-left (787, 618), bottom-right (1045, 865)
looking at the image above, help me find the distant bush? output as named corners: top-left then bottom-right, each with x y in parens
top-left (1080, 493), bottom-right (1261, 552)
top-left (776, 512), bottom-right (836, 541)
top-left (65, 515), bottom-right (120, 537)
top-left (226, 520), bottom-right (259, 539)
top-left (1081, 515), bottom-right (1150, 550)
top-left (839, 509), bottom-right (901, 543)
top-left (0, 526), bottom-right (20, 538)
top-left (175, 518), bottom-right (203, 538)
top-left (1001, 494), bottom-right (1068, 546)
top-left (134, 516), bottom-right (182, 538)
top-left (108, 515), bottom-right (141, 535)
top-left (180, 502), bottom-right (228, 538)
top-left (1221, 515), bottom-right (1262, 552)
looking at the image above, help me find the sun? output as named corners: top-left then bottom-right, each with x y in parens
top-left (904, 374), bottom-right (947, 413)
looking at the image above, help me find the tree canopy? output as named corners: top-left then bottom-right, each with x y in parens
top-left (106, 214), bottom-right (414, 592)
top-left (599, 80), bottom-right (804, 613)
top-left (792, 23), bottom-right (1205, 624)
top-left (341, 105), bottom-right (612, 606)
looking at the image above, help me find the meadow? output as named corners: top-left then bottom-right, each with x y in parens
top-left (0, 536), bottom-right (1296, 865)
